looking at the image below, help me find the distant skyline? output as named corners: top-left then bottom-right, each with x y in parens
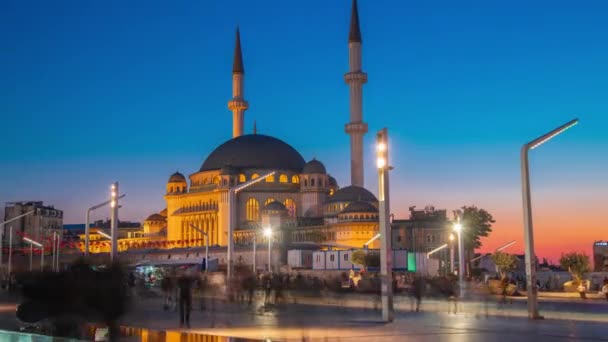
top-left (1, 0), bottom-right (607, 263)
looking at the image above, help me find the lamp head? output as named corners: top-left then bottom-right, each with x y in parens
top-left (263, 227), bottom-right (272, 237)
top-left (453, 223), bottom-right (462, 232)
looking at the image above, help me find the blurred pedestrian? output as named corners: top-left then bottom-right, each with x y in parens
top-left (412, 276), bottom-right (424, 312)
top-left (602, 278), bottom-right (608, 301)
top-left (177, 269), bottom-right (194, 328)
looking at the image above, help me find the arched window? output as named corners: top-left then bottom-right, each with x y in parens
top-left (311, 179), bottom-right (315, 186)
top-left (222, 179), bottom-right (227, 186)
top-left (251, 173), bottom-right (260, 180)
top-left (283, 198), bottom-right (296, 217)
top-left (279, 174), bottom-right (288, 183)
top-left (239, 174), bottom-right (246, 183)
top-left (291, 175), bottom-right (300, 184)
top-left (264, 198), bottom-right (276, 207)
top-left (304, 179), bottom-right (308, 187)
top-left (266, 174), bottom-right (275, 182)
top-left (246, 198), bottom-right (260, 222)
top-left (170, 187), bottom-right (174, 193)
top-left (212, 176), bottom-right (220, 185)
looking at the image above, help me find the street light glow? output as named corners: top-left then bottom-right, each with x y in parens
top-left (377, 157), bottom-right (386, 169)
top-left (263, 227), bottom-right (272, 238)
top-left (453, 223), bottom-right (462, 232)
top-left (23, 237), bottom-right (43, 248)
top-left (377, 142), bottom-right (386, 152)
top-left (97, 230), bottom-right (112, 239)
top-left (449, 233), bottom-right (455, 241)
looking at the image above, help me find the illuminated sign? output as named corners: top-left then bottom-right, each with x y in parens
top-left (595, 242), bottom-right (608, 246)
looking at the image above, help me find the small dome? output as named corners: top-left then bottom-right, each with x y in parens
top-left (168, 172), bottom-right (186, 183)
top-left (302, 159), bottom-right (326, 174)
top-left (145, 213), bottom-right (166, 222)
top-left (341, 201), bottom-right (378, 214)
top-left (263, 201), bottom-right (287, 212)
top-left (328, 175), bottom-right (338, 187)
top-left (328, 185), bottom-right (377, 203)
top-left (159, 208), bottom-right (168, 217)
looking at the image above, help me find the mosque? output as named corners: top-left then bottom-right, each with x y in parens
top-left (85, 0), bottom-right (381, 254)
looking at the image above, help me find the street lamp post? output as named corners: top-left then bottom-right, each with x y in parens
top-left (110, 182), bottom-right (119, 262)
top-left (23, 237), bottom-right (42, 272)
top-left (521, 118), bottom-right (578, 320)
top-left (449, 233), bottom-right (455, 275)
top-left (263, 227), bottom-right (272, 273)
top-left (453, 209), bottom-right (464, 297)
top-left (1, 210), bottom-right (36, 272)
top-left (189, 224), bottom-right (209, 273)
top-left (227, 171), bottom-right (276, 282)
top-left (85, 194), bottom-right (125, 258)
top-left (376, 128), bottom-right (394, 323)
top-left (252, 233), bottom-right (257, 273)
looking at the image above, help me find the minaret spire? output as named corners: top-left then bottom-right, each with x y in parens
top-left (253, 120), bottom-right (257, 134)
top-left (349, 0), bottom-right (362, 43)
top-left (228, 27), bottom-right (249, 138)
top-left (344, 0), bottom-right (368, 187)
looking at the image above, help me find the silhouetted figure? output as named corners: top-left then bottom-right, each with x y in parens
top-left (161, 275), bottom-right (174, 310)
top-left (177, 271), bottom-right (194, 328)
top-left (578, 281), bottom-right (587, 299)
top-left (602, 278), bottom-right (608, 301)
top-left (412, 276), bottom-right (425, 312)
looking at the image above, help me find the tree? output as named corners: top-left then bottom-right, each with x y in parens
top-left (559, 252), bottom-right (590, 285)
top-left (461, 206), bottom-right (495, 256)
top-left (491, 252), bottom-right (517, 280)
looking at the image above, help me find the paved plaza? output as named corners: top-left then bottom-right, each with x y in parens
top-left (120, 295), bottom-right (608, 341)
top-left (1, 292), bottom-right (608, 341)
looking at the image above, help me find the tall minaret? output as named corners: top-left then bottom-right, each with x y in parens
top-left (344, 0), bottom-right (368, 187)
top-left (228, 27), bottom-right (249, 138)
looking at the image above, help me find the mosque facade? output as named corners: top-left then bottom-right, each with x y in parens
top-left (85, 0), bottom-right (380, 254)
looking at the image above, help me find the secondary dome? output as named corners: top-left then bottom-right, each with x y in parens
top-left (263, 201), bottom-right (287, 212)
top-left (302, 159), bottom-right (326, 174)
top-left (199, 134), bottom-right (306, 172)
top-left (145, 213), bottom-right (166, 222)
top-left (341, 201), bottom-right (378, 214)
top-left (168, 172), bottom-right (186, 183)
top-left (328, 185), bottom-right (377, 203)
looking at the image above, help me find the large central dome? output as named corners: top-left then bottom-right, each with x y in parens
top-left (199, 134), bottom-right (306, 172)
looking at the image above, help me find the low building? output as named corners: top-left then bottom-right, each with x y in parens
top-left (391, 205), bottom-right (452, 253)
top-left (593, 241), bottom-right (608, 271)
top-left (3, 201), bottom-right (63, 248)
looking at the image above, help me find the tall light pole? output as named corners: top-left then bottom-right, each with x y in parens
top-left (521, 118), bottom-right (578, 320)
top-left (1, 210), bottom-right (36, 272)
top-left (449, 233), bottom-right (455, 275)
top-left (376, 128), bottom-right (394, 323)
top-left (263, 227), bottom-right (272, 273)
top-left (189, 224), bottom-right (209, 273)
top-left (227, 171), bottom-right (276, 282)
top-left (110, 182), bottom-right (119, 262)
top-left (23, 237), bottom-right (42, 272)
top-left (453, 209), bottom-right (464, 297)
top-left (252, 233), bottom-right (257, 273)
top-left (85, 194), bottom-right (125, 257)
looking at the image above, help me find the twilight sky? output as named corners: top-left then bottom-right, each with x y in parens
top-left (1, 0), bottom-right (607, 263)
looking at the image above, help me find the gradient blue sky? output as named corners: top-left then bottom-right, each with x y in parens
top-left (1, 0), bottom-right (607, 262)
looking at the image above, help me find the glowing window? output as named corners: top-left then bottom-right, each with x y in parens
top-left (283, 198), bottom-right (296, 217)
top-left (266, 174), bottom-right (275, 182)
top-left (279, 174), bottom-right (288, 183)
top-left (329, 188), bottom-right (335, 196)
top-left (239, 174), bottom-right (246, 183)
top-left (264, 198), bottom-right (276, 207)
top-left (291, 175), bottom-right (300, 184)
top-left (246, 198), bottom-right (260, 222)
top-left (251, 173), bottom-right (260, 180)
top-left (212, 176), bottom-right (220, 185)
